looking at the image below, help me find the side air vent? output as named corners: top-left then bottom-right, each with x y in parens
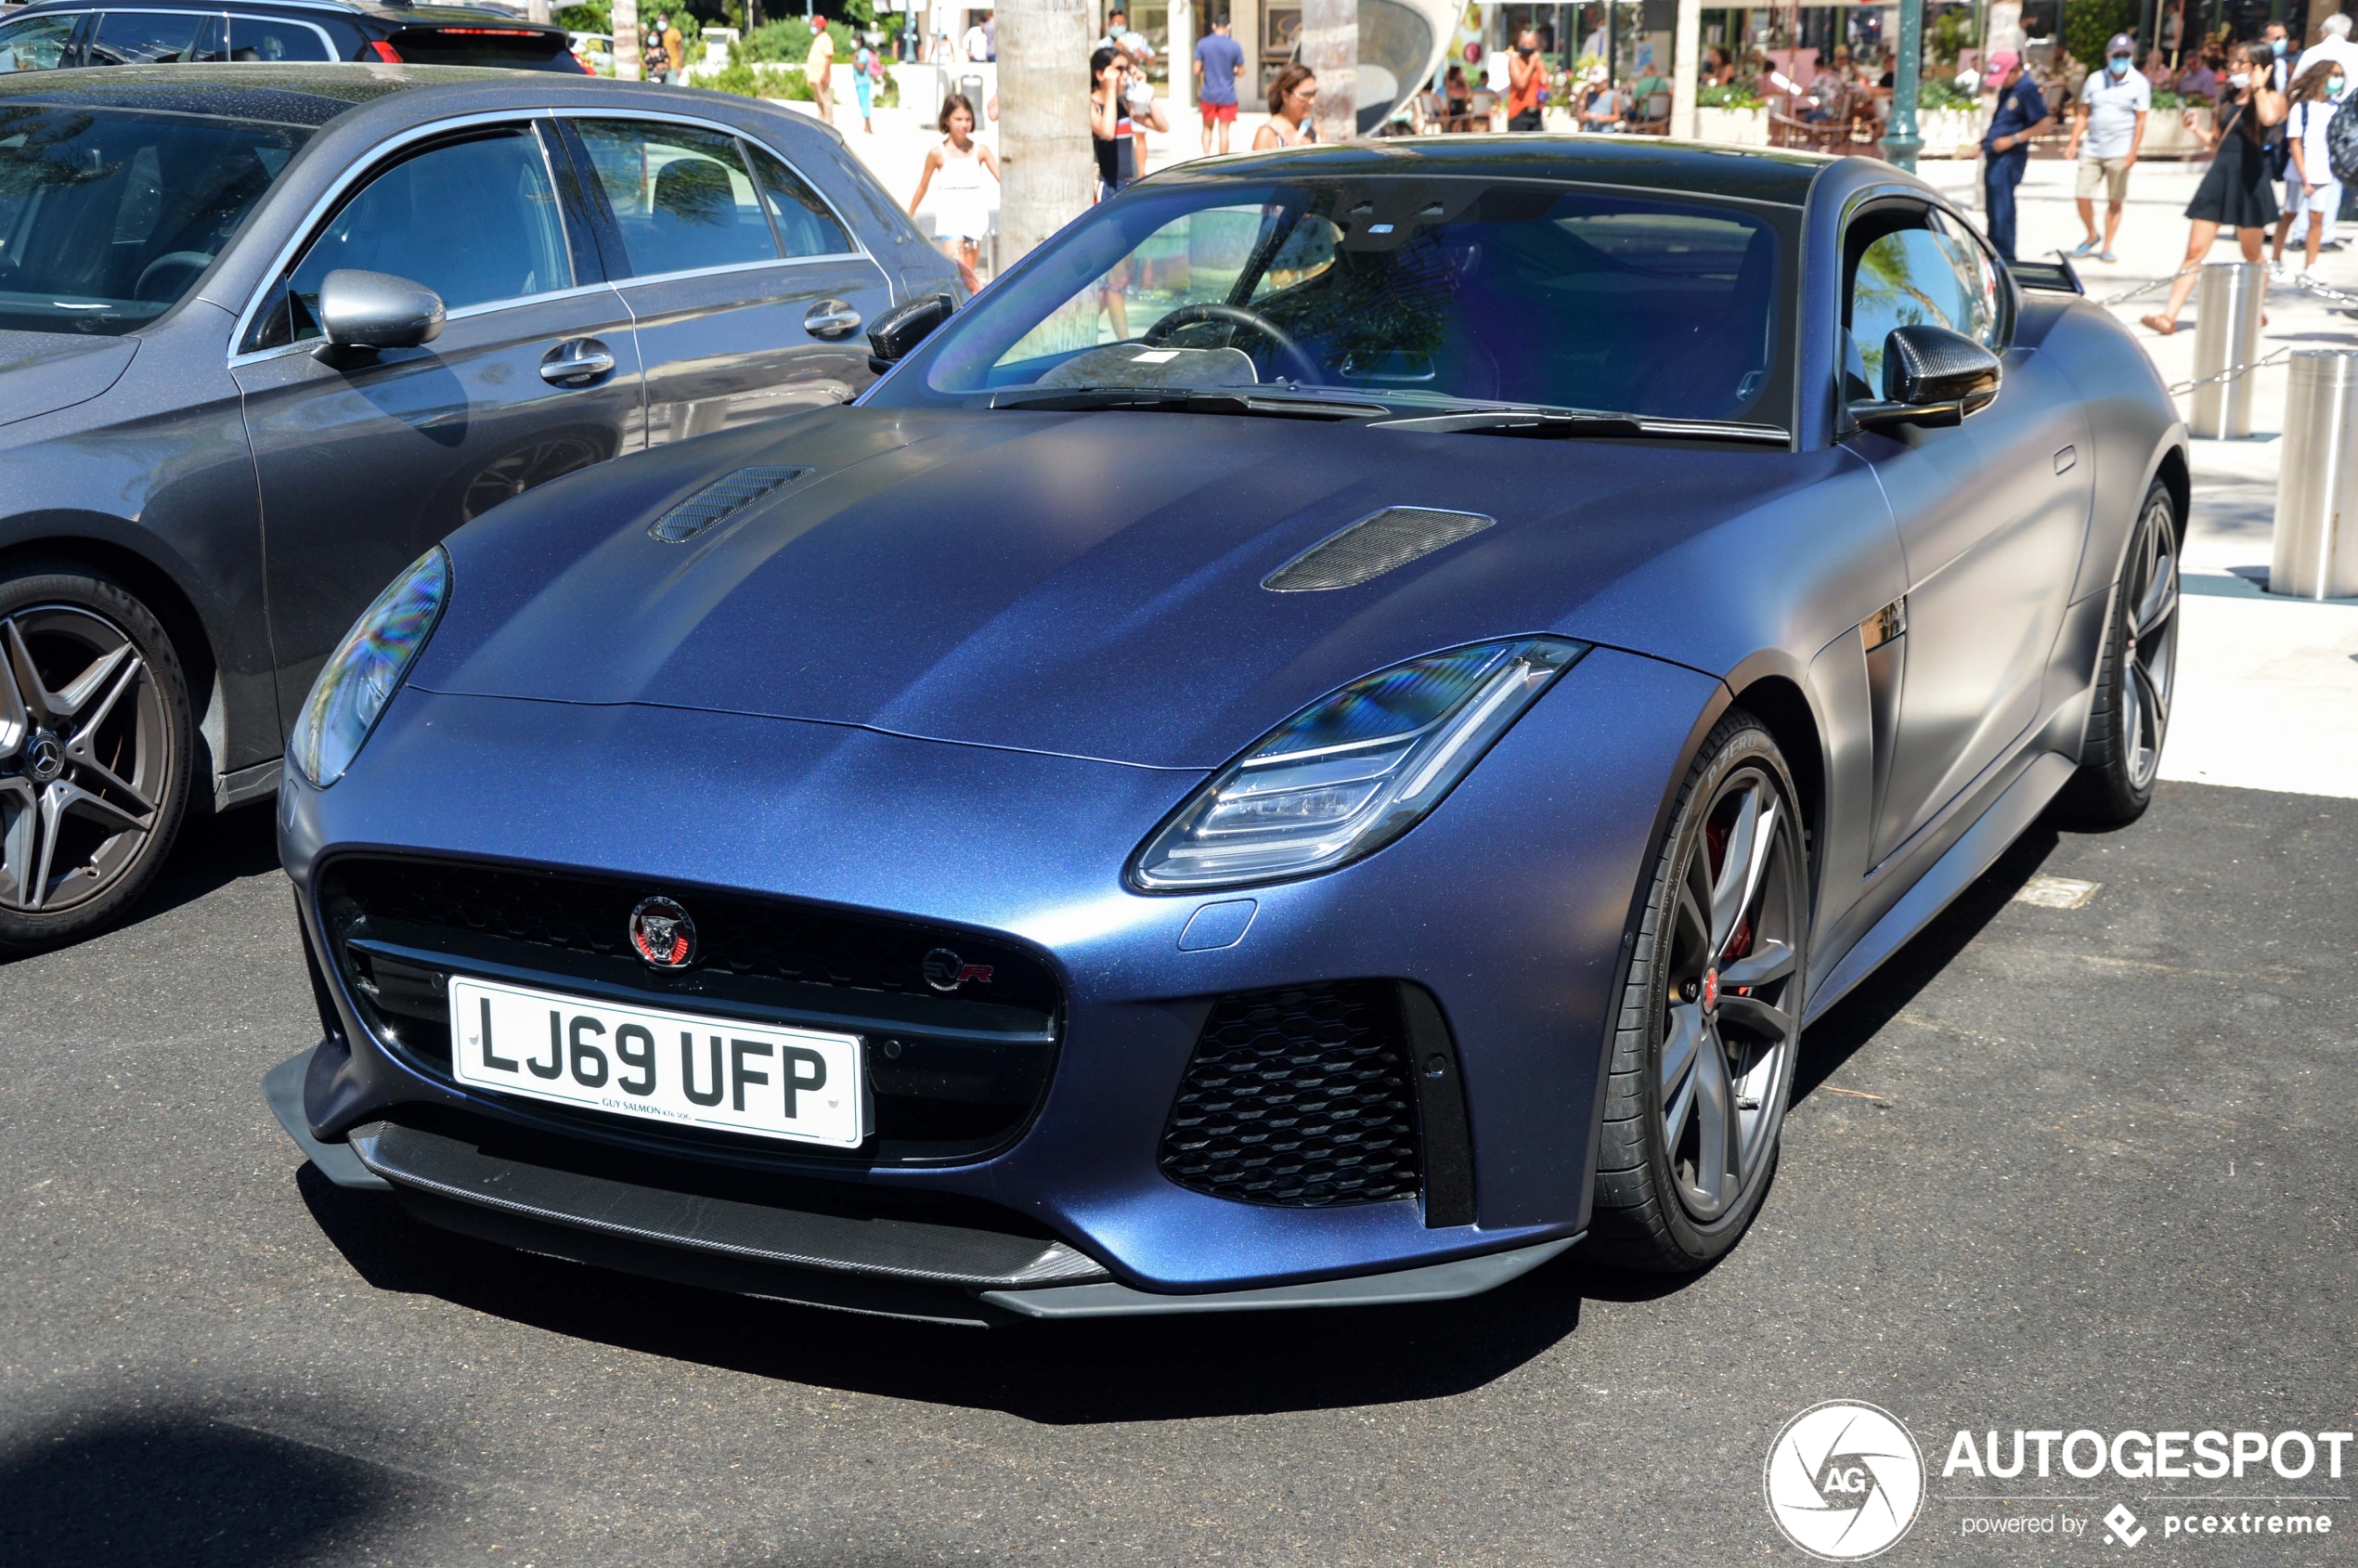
top-left (648, 466), bottom-right (810, 544)
top-left (1262, 507), bottom-right (1495, 592)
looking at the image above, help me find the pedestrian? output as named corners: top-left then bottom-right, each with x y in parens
top-left (1091, 44), bottom-right (1140, 195)
top-left (1576, 65), bottom-right (1625, 131)
top-left (661, 13), bottom-right (684, 83)
top-left (908, 93), bottom-right (998, 293)
top-left (805, 15), bottom-right (836, 126)
top-left (2307, 11), bottom-right (2358, 81)
top-left (2177, 49), bottom-right (2220, 102)
top-left (2066, 32), bottom-right (2149, 263)
top-left (851, 35), bottom-right (880, 133)
top-left (1979, 50), bottom-right (2054, 261)
top-left (1097, 7), bottom-right (1128, 51)
top-left (2143, 43), bottom-right (2287, 335)
top-left (1506, 26), bottom-right (1545, 131)
top-left (1121, 36), bottom-right (1167, 178)
top-left (963, 15), bottom-right (991, 67)
top-left (1194, 14), bottom-right (1245, 153)
top-left (2273, 57), bottom-right (2344, 281)
top-left (1254, 62), bottom-right (1317, 148)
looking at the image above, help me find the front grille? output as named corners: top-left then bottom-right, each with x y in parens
top-left (315, 855), bottom-right (1061, 1165)
top-left (1158, 981), bottom-right (1421, 1207)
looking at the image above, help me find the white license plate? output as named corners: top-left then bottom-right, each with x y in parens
top-left (447, 976), bottom-right (867, 1149)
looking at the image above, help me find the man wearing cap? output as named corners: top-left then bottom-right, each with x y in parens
top-left (2065, 33), bottom-right (2150, 263)
top-left (1980, 50), bottom-right (2054, 261)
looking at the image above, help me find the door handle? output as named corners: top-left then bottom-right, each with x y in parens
top-left (803, 299), bottom-right (862, 340)
top-left (540, 339), bottom-right (616, 386)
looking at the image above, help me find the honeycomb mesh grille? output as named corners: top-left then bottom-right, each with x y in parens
top-left (649, 466), bottom-right (810, 544)
top-left (1262, 507), bottom-right (1494, 592)
top-left (1158, 982), bottom-right (1421, 1207)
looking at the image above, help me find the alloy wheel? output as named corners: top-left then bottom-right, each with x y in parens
top-left (2120, 492), bottom-right (2181, 792)
top-left (0, 605), bottom-right (169, 913)
top-left (1658, 767), bottom-right (1803, 1223)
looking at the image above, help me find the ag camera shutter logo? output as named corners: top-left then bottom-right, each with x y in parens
top-left (1764, 1401), bottom-right (1926, 1561)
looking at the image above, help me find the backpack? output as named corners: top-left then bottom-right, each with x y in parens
top-left (2329, 99), bottom-right (2358, 183)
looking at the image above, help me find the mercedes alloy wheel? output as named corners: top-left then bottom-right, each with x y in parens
top-left (1591, 712), bottom-right (1806, 1271)
top-left (0, 564), bottom-right (191, 951)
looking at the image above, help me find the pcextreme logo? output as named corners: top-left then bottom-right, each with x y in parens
top-left (1764, 1401), bottom-right (1927, 1561)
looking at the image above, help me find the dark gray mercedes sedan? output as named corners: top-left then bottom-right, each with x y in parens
top-left (0, 64), bottom-right (958, 949)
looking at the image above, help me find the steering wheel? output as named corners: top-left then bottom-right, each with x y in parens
top-left (134, 251), bottom-right (214, 302)
top-left (1143, 302), bottom-right (1323, 385)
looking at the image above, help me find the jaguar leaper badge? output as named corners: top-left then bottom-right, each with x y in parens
top-left (628, 896), bottom-right (697, 969)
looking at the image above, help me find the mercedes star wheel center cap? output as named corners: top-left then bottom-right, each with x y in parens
top-left (25, 733), bottom-right (64, 784)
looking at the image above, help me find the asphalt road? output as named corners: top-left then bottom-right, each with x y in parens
top-left (3, 781), bottom-right (2352, 1567)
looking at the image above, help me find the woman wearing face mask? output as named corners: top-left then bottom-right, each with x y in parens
top-left (2143, 43), bottom-right (2288, 335)
top-left (2066, 32), bottom-right (2151, 263)
top-left (1506, 26), bottom-right (1546, 131)
top-left (2273, 58), bottom-right (2347, 281)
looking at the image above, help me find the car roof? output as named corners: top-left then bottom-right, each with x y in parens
top-left (0, 60), bottom-right (670, 123)
top-left (1155, 135), bottom-right (1834, 206)
top-left (8, 0), bottom-right (568, 31)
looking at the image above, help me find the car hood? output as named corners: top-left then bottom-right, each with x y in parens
top-left (0, 332), bottom-right (138, 432)
top-left (419, 407), bottom-right (1851, 771)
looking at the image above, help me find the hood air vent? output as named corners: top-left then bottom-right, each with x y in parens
top-left (648, 466), bottom-right (810, 545)
top-left (1262, 507), bottom-right (1495, 592)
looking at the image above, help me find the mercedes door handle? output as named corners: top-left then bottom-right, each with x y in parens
top-left (803, 300), bottom-right (862, 340)
top-left (540, 339), bottom-right (617, 386)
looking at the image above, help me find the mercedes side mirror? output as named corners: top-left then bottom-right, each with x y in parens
top-left (316, 268), bottom-right (446, 358)
top-left (866, 292), bottom-right (956, 375)
top-left (1852, 323), bottom-right (2002, 431)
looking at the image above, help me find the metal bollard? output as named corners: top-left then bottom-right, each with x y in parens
top-left (2189, 261), bottom-right (2267, 438)
top-left (2271, 350), bottom-right (2358, 599)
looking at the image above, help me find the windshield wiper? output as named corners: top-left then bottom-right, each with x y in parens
top-left (1373, 406), bottom-right (1790, 446)
top-left (979, 386), bottom-right (1393, 420)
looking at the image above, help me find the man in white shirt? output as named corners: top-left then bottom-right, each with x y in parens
top-left (2065, 32), bottom-right (2150, 262)
top-left (2304, 11), bottom-right (2358, 79)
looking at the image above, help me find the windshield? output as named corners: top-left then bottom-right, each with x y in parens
top-left (0, 103), bottom-right (310, 336)
top-left (872, 176), bottom-right (1797, 431)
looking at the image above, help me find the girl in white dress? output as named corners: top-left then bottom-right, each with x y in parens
top-left (908, 95), bottom-right (1000, 294)
top-left (2276, 59), bottom-right (2347, 282)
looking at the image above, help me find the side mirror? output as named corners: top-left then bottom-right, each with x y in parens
top-left (866, 292), bottom-right (955, 375)
top-left (1852, 323), bottom-right (2002, 431)
top-left (317, 268), bottom-right (445, 356)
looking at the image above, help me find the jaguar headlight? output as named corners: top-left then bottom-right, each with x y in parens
top-left (291, 547), bottom-right (449, 788)
top-left (1130, 637), bottom-right (1587, 891)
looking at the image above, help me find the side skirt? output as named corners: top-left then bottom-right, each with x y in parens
top-left (1802, 750), bottom-right (2077, 1026)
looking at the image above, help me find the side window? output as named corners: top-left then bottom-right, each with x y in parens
top-left (744, 144), bottom-right (852, 258)
top-left (229, 16), bottom-right (332, 61)
top-left (1932, 209), bottom-right (2003, 348)
top-left (87, 9), bottom-right (213, 64)
top-left (261, 128), bottom-right (573, 348)
top-left (571, 118), bottom-right (781, 277)
top-left (0, 13), bottom-right (84, 70)
top-left (1845, 219), bottom-right (1986, 399)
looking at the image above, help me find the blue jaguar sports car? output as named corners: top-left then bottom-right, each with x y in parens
top-left (266, 138), bottom-right (2186, 1323)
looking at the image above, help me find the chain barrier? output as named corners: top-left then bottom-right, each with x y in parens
top-left (2288, 271), bottom-right (2358, 307)
top-left (2164, 346), bottom-right (2293, 395)
top-left (2089, 263), bottom-right (2203, 308)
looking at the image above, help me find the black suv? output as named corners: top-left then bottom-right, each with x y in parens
top-left (0, 0), bottom-right (587, 71)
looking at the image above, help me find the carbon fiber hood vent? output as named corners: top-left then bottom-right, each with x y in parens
top-left (649, 466), bottom-right (810, 544)
top-left (1262, 507), bottom-right (1496, 592)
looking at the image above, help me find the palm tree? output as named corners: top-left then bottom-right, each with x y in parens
top-left (1300, 0), bottom-right (1357, 141)
top-left (997, 0), bottom-right (1096, 272)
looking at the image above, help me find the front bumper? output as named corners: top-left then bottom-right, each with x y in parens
top-left (270, 1043), bottom-right (1576, 1325)
top-left (275, 651), bottom-right (1715, 1311)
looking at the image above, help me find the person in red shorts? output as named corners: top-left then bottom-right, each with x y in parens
top-left (1194, 14), bottom-right (1245, 154)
